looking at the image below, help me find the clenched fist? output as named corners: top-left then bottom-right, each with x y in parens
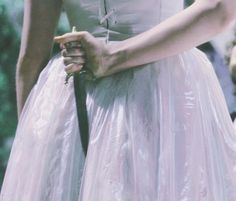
top-left (54, 31), bottom-right (112, 79)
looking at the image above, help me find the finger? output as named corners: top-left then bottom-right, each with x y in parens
top-left (54, 31), bottom-right (89, 44)
top-left (60, 43), bottom-right (66, 50)
top-left (65, 64), bottom-right (84, 74)
top-left (64, 41), bottom-right (82, 49)
top-left (61, 48), bottom-right (85, 57)
top-left (60, 42), bottom-right (82, 50)
top-left (63, 56), bottom-right (85, 66)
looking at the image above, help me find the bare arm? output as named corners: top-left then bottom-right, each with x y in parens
top-left (16, 0), bottom-right (62, 117)
top-left (53, 0), bottom-right (236, 78)
top-left (105, 0), bottom-right (236, 74)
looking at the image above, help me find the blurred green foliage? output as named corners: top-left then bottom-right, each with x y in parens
top-left (0, 1), bottom-right (68, 187)
top-left (185, 0), bottom-right (193, 6)
top-left (0, 1), bottom-right (19, 185)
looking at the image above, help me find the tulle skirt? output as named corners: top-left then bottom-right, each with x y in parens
top-left (1, 46), bottom-right (236, 201)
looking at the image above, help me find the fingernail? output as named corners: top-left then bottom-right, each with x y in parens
top-left (54, 36), bottom-right (62, 42)
top-left (65, 65), bottom-right (72, 71)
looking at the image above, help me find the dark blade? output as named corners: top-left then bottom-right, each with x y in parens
top-left (73, 73), bottom-right (89, 156)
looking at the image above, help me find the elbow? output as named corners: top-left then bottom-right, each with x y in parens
top-left (16, 43), bottom-right (52, 73)
top-left (16, 53), bottom-right (36, 74)
top-left (216, 0), bottom-right (236, 26)
top-left (199, 0), bottom-right (236, 30)
top-left (16, 56), bottom-right (34, 78)
top-left (16, 52), bottom-right (49, 76)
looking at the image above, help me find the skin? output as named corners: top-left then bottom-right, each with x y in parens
top-left (54, 0), bottom-right (236, 78)
top-left (229, 46), bottom-right (236, 83)
top-left (17, 0), bottom-right (236, 116)
top-left (16, 0), bottom-right (62, 117)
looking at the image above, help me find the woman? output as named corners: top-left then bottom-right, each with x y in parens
top-left (1, 0), bottom-right (236, 200)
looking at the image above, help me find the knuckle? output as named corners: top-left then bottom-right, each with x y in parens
top-left (81, 31), bottom-right (89, 36)
top-left (72, 57), bottom-right (84, 65)
top-left (70, 47), bottom-right (82, 55)
top-left (64, 64), bottom-right (76, 73)
top-left (75, 49), bottom-right (85, 57)
top-left (65, 64), bottom-right (72, 70)
top-left (63, 60), bottom-right (67, 65)
top-left (63, 57), bottom-right (72, 65)
top-left (69, 64), bottom-right (82, 73)
top-left (60, 43), bottom-right (65, 50)
top-left (80, 31), bottom-right (90, 41)
top-left (61, 49), bottom-right (67, 57)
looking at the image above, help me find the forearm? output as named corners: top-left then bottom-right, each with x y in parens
top-left (16, 55), bottom-right (50, 116)
top-left (16, 0), bottom-right (62, 117)
top-left (106, 1), bottom-right (236, 74)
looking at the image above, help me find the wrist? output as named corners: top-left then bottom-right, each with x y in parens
top-left (103, 42), bottom-right (128, 76)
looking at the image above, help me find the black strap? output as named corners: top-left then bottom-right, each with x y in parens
top-left (73, 74), bottom-right (89, 156)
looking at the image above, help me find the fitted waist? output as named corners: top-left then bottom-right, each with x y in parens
top-left (64, 0), bottom-right (183, 42)
top-left (93, 36), bottom-right (125, 45)
top-left (67, 15), bottom-right (160, 42)
top-left (83, 27), bottom-right (141, 42)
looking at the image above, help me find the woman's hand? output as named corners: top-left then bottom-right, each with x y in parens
top-left (54, 31), bottom-right (112, 79)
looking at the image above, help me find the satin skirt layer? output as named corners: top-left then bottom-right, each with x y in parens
top-left (1, 48), bottom-right (236, 201)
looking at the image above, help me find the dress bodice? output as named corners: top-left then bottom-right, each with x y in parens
top-left (63, 0), bottom-right (184, 41)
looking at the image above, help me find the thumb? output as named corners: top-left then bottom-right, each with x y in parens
top-left (54, 32), bottom-right (84, 44)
